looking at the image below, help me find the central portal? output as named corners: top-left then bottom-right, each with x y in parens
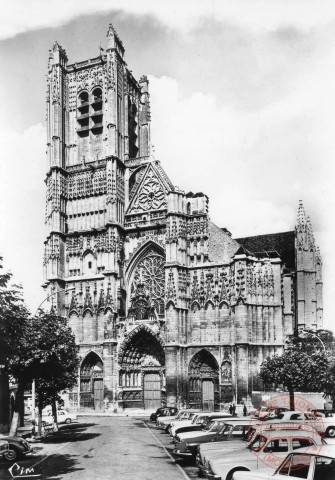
top-left (144, 373), bottom-right (161, 410)
top-left (118, 326), bottom-right (165, 409)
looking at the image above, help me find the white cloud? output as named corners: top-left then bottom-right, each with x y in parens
top-left (148, 66), bottom-right (335, 329)
top-left (2, 0), bottom-right (335, 41)
top-left (0, 123), bottom-right (46, 312)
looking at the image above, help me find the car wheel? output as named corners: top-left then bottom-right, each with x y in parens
top-left (326, 426), bottom-right (335, 437)
top-left (3, 448), bottom-right (18, 461)
top-left (65, 418), bottom-right (71, 424)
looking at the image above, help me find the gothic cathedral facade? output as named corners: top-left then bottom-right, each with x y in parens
top-left (43, 25), bottom-right (323, 412)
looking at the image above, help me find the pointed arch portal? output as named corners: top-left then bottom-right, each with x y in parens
top-left (188, 350), bottom-right (219, 411)
top-left (119, 328), bottom-right (165, 410)
top-left (80, 352), bottom-right (104, 411)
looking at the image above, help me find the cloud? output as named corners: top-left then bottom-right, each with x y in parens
top-left (148, 67), bottom-right (335, 329)
top-left (2, 0), bottom-right (335, 41)
top-left (0, 123), bottom-right (46, 311)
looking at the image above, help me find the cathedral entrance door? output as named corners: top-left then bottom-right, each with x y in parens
top-left (93, 378), bottom-right (104, 411)
top-left (143, 373), bottom-right (161, 410)
top-left (202, 380), bottom-right (214, 411)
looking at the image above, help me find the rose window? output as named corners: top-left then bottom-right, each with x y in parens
top-left (130, 249), bottom-right (165, 318)
top-left (138, 177), bottom-right (165, 211)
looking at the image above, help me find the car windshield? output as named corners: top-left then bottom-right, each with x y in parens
top-left (175, 412), bottom-right (183, 420)
top-left (197, 416), bottom-right (207, 425)
top-left (191, 414), bottom-right (199, 424)
top-left (277, 413), bottom-right (284, 420)
top-left (217, 424), bottom-right (231, 435)
top-left (275, 453), bottom-right (312, 478)
top-left (204, 421), bottom-right (215, 431)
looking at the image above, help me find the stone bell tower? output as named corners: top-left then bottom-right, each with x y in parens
top-left (43, 24), bottom-right (152, 411)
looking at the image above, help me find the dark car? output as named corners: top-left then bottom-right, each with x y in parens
top-left (0, 435), bottom-right (32, 461)
top-left (150, 407), bottom-right (178, 422)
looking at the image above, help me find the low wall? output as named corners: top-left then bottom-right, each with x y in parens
top-left (251, 391), bottom-right (331, 410)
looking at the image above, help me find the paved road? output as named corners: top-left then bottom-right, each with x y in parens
top-left (0, 418), bottom-right (189, 480)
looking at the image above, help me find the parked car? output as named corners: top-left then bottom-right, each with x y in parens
top-left (270, 410), bottom-right (335, 438)
top-left (55, 410), bottom-right (77, 424)
top-left (169, 412), bottom-right (202, 435)
top-left (232, 444), bottom-right (335, 480)
top-left (0, 440), bottom-right (9, 459)
top-left (263, 407), bottom-right (290, 421)
top-left (157, 409), bottom-right (199, 431)
top-left (206, 428), bottom-right (324, 480)
top-left (149, 406), bottom-right (178, 422)
top-left (197, 419), bottom-right (263, 476)
top-left (35, 409), bottom-right (77, 425)
top-left (173, 417), bottom-right (233, 459)
top-left (0, 435), bottom-right (32, 462)
top-left (172, 413), bottom-right (232, 438)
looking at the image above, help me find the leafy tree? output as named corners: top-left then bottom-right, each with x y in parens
top-left (0, 257), bottom-right (30, 433)
top-left (21, 311), bottom-right (79, 435)
top-left (260, 331), bottom-right (331, 411)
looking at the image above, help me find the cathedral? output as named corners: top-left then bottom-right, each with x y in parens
top-left (43, 25), bottom-right (323, 412)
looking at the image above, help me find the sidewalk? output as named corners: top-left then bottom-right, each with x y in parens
top-left (78, 409), bottom-right (152, 417)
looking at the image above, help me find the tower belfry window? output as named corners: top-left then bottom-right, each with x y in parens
top-left (91, 87), bottom-right (103, 135)
top-left (77, 91), bottom-right (89, 137)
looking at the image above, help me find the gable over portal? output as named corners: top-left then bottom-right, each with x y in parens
top-left (126, 161), bottom-right (174, 216)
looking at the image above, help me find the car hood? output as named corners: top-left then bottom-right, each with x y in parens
top-left (200, 440), bottom-right (246, 456)
top-left (179, 430), bottom-right (214, 441)
top-left (208, 446), bottom-right (252, 463)
top-left (209, 450), bottom-right (256, 473)
top-left (159, 416), bottom-right (177, 424)
top-left (172, 420), bottom-right (193, 428)
top-left (0, 435), bottom-right (24, 444)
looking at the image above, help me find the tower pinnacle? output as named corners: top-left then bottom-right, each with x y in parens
top-left (106, 22), bottom-right (125, 56)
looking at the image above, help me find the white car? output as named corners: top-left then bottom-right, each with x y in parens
top-left (40, 410), bottom-right (77, 425)
top-left (271, 411), bottom-right (335, 438)
top-left (56, 410), bottom-right (77, 424)
top-left (233, 444), bottom-right (335, 480)
top-left (206, 428), bottom-right (324, 480)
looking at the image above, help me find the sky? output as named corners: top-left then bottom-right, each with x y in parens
top-left (0, 0), bottom-right (334, 329)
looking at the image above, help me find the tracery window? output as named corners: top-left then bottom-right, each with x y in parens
top-left (130, 249), bottom-right (165, 319)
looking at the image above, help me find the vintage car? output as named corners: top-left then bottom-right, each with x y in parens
top-left (173, 418), bottom-right (232, 459)
top-left (206, 428), bottom-right (324, 480)
top-left (0, 435), bottom-right (33, 462)
top-left (157, 409), bottom-right (199, 431)
top-left (232, 444), bottom-right (335, 480)
top-left (197, 419), bottom-right (263, 475)
top-left (172, 413), bottom-right (232, 438)
top-left (169, 411), bottom-right (202, 435)
top-left (149, 406), bottom-right (178, 422)
top-left (35, 409), bottom-right (77, 425)
top-left (268, 410), bottom-right (335, 438)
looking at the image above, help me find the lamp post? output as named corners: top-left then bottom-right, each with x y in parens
top-left (31, 287), bottom-right (75, 421)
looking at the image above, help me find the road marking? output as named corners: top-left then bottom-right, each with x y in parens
top-left (142, 421), bottom-right (191, 480)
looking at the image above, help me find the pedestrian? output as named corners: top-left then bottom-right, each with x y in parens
top-left (243, 404), bottom-right (247, 416)
top-left (229, 404), bottom-right (233, 415)
top-left (232, 403), bottom-right (236, 416)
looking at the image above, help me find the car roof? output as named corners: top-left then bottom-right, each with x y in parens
top-left (260, 429), bottom-right (320, 439)
top-left (223, 419), bottom-right (259, 426)
top-left (291, 445), bottom-right (335, 458)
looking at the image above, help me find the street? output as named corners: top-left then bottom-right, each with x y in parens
top-left (0, 417), bottom-right (191, 480)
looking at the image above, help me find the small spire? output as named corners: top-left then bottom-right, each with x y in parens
top-left (296, 200), bottom-right (307, 226)
top-left (106, 22), bottom-right (124, 54)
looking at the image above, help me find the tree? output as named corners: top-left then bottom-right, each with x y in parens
top-left (20, 311), bottom-right (79, 435)
top-left (0, 257), bottom-right (30, 433)
top-left (260, 336), bottom-right (331, 411)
